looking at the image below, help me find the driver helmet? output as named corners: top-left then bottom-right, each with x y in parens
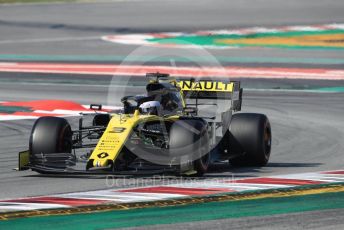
top-left (139, 101), bottom-right (161, 115)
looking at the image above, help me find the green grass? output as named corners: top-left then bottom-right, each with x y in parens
top-left (148, 29), bottom-right (344, 50)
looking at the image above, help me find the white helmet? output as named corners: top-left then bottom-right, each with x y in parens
top-left (139, 101), bottom-right (161, 115)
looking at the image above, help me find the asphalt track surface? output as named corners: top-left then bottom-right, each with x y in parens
top-left (0, 0), bottom-right (344, 229)
top-left (0, 0), bottom-right (343, 64)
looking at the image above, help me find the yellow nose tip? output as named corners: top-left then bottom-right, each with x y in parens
top-left (134, 109), bottom-right (139, 117)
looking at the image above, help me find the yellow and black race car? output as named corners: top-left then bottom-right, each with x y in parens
top-left (18, 73), bottom-right (271, 176)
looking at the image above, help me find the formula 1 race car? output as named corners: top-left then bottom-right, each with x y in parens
top-left (18, 73), bottom-right (271, 176)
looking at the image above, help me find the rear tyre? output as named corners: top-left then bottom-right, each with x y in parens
top-left (30, 117), bottom-right (72, 157)
top-left (229, 113), bottom-right (271, 167)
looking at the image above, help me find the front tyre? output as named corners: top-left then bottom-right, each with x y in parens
top-left (229, 113), bottom-right (271, 167)
top-left (30, 116), bottom-right (72, 157)
top-left (169, 119), bottom-right (210, 176)
top-left (192, 132), bottom-right (210, 176)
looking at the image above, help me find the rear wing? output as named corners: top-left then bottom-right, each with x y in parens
top-left (177, 79), bottom-right (243, 111)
